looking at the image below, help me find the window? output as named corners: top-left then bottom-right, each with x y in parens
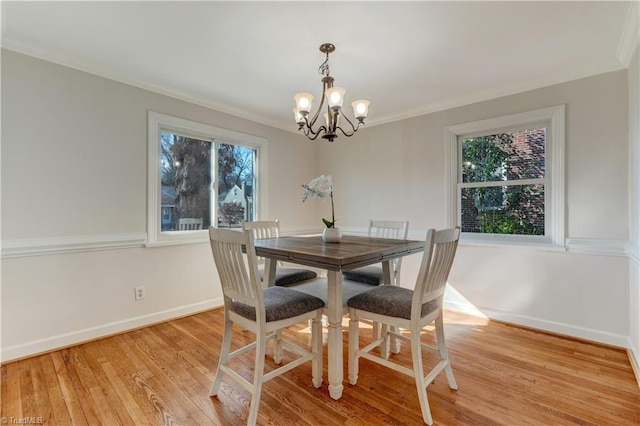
top-left (445, 105), bottom-right (565, 247)
top-left (148, 112), bottom-right (267, 246)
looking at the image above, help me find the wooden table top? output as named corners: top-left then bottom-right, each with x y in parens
top-left (253, 234), bottom-right (425, 271)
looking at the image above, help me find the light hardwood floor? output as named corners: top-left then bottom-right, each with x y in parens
top-left (2, 309), bottom-right (639, 425)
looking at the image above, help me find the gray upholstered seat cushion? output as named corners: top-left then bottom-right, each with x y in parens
top-left (260, 267), bottom-right (318, 286)
top-left (286, 277), bottom-right (375, 308)
top-left (343, 265), bottom-right (384, 286)
top-left (232, 286), bottom-right (325, 322)
top-left (347, 285), bottom-right (438, 320)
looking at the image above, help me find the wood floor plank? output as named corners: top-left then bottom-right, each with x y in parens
top-left (2, 308), bottom-right (639, 425)
top-left (49, 351), bottom-right (89, 425)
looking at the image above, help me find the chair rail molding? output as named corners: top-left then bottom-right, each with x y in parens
top-left (626, 241), bottom-right (640, 263)
top-left (1, 233), bottom-right (147, 258)
top-left (564, 238), bottom-right (629, 257)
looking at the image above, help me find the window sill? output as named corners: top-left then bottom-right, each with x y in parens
top-left (459, 235), bottom-right (566, 252)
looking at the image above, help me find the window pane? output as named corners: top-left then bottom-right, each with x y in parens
top-left (217, 143), bottom-right (256, 228)
top-left (462, 128), bottom-right (545, 183)
top-left (160, 132), bottom-right (212, 231)
top-left (461, 184), bottom-right (545, 235)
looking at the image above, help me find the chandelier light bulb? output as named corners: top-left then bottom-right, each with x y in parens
top-left (325, 87), bottom-right (345, 110)
top-left (294, 93), bottom-right (314, 115)
top-left (351, 100), bottom-right (370, 120)
top-left (292, 107), bottom-right (305, 125)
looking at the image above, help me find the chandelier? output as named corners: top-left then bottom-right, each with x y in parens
top-left (292, 43), bottom-right (370, 142)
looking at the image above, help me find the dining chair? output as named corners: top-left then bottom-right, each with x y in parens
top-left (242, 220), bottom-right (318, 286)
top-left (347, 227), bottom-right (460, 425)
top-left (343, 219), bottom-right (409, 286)
top-left (208, 227), bottom-right (325, 426)
top-left (177, 217), bottom-right (203, 230)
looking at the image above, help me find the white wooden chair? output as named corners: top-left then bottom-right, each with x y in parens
top-left (177, 217), bottom-right (203, 230)
top-left (343, 219), bottom-right (409, 286)
top-left (242, 220), bottom-right (318, 286)
top-left (208, 227), bottom-right (324, 426)
top-left (347, 227), bottom-right (460, 425)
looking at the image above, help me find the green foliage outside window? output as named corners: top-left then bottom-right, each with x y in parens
top-left (461, 131), bottom-right (545, 236)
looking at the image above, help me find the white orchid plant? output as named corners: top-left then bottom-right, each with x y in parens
top-left (302, 174), bottom-right (336, 228)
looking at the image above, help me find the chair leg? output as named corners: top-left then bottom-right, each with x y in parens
top-left (380, 323), bottom-right (390, 360)
top-left (274, 329), bottom-right (283, 364)
top-left (247, 328), bottom-right (267, 426)
top-left (435, 314), bottom-right (457, 390)
top-left (312, 312), bottom-right (323, 388)
top-left (390, 324), bottom-right (401, 354)
top-left (348, 309), bottom-right (359, 385)
top-left (372, 321), bottom-right (380, 341)
top-left (211, 314), bottom-right (233, 396)
top-left (411, 328), bottom-right (433, 425)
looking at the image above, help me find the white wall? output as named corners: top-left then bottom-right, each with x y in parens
top-left (319, 70), bottom-right (631, 347)
top-left (0, 50), bottom-right (320, 361)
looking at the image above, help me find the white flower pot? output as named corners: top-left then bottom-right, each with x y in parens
top-left (322, 227), bottom-right (342, 243)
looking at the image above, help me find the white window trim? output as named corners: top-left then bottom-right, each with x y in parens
top-left (444, 105), bottom-right (565, 248)
top-left (147, 111), bottom-right (268, 247)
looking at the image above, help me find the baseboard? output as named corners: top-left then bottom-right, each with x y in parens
top-left (628, 341), bottom-right (640, 389)
top-left (1, 298), bottom-right (224, 363)
top-left (444, 299), bottom-right (628, 348)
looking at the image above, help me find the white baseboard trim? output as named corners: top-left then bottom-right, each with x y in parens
top-left (444, 299), bottom-right (628, 348)
top-left (628, 341), bottom-right (640, 389)
top-left (1, 298), bottom-right (223, 363)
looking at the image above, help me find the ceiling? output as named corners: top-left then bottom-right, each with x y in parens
top-left (2, 1), bottom-right (636, 133)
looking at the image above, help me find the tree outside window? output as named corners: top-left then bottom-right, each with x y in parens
top-left (160, 134), bottom-right (256, 231)
top-left (460, 128), bottom-right (545, 236)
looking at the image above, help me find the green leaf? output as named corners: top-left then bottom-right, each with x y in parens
top-left (322, 218), bottom-right (335, 228)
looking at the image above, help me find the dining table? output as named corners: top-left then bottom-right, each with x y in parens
top-left (253, 234), bottom-right (425, 400)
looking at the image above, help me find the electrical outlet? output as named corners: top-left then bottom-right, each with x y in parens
top-left (134, 286), bottom-right (145, 301)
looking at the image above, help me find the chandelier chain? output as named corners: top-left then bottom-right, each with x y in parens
top-left (318, 54), bottom-right (330, 77)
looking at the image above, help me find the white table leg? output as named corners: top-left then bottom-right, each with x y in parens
top-left (264, 258), bottom-right (283, 362)
top-left (263, 258), bottom-right (277, 287)
top-left (382, 261), bottom-right (401, 354)
top-left (326, 269), bottom-right (344, 400)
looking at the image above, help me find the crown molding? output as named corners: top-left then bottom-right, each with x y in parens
top-left (2, 26), bottom-right (632, 135)
top-left (616, 1), bottom-right (640, 67)
top-left (1, 37), bottom-right (285, 131)
top-left (365, 65), bottom-right (623, 128)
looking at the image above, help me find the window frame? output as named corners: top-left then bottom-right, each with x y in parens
top-left (445, 105), bottom-right (565, 248)
top-left (147, 111), bottom-right (268, 247)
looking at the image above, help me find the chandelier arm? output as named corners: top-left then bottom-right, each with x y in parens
top-left (308, 80), bottom-right (329, 129)
top-left (303, 115), bottom-right (325, 137)
top-left (302, 125), bottom-right (328, 141)
top-left (336, 126), bottom-right (355, 138)
top-left (336, 113), bottom-right (360, 137)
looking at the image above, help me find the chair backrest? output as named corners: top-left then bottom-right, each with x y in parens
top-left (369, 219), bottom-right (409, 284)
top-left (368, 219), bottom-right (409, 240)
top-left (242, 220), bottom-right (282, 267)
top-left (413, 227), bottom-right (460, 317)
top-left (241, 220), bottom-right (280, 239)
top-left (209, 227), bottom-right (263, 309)
top-left (178, 218), bottom-right (203, 230)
